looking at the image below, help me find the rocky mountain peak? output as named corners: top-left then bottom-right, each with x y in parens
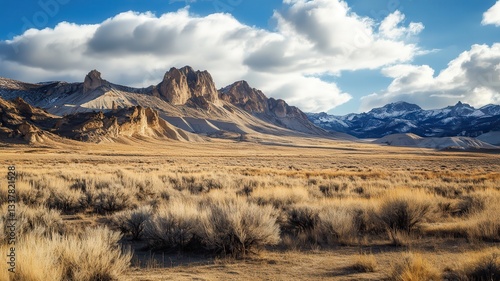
top-left (219, 80), bottom-right (268, 113)
top-left (372, 101), bottom-right (421, 114)
top-left (268, 98), bottom-right (306, 119)
top-left (157, 66), bottom-right (218, 109)
top-left (83, 69), bottom-right (108, 94)
top-left (453, 101), bottom-right (473, 108)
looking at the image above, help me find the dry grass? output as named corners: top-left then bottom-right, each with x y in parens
top-left (111, 206), bottom-right (153, 240)
top-left (376, 189), bottom-right (434, 245)
top-left (0, 140), bottom-right (498, 280)
top-left (0, 227), bottom-right (131, 281)
top-left (144, 199), bottom-right (200, 250)
top-left (352, 253), bottom-right (378, 273)
top-left (1, 204), bottom-right (64, 243)
top-left (389, 253), bottom-right (441, 281)
top-left (445, 248), bottom-right (500, 280)
top-left (198, 197), bottom-right (280, 258)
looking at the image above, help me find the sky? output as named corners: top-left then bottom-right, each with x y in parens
top-left (0, 0), bottom-right (499, 115)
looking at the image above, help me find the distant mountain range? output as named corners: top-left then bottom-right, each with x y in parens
top-left (307, 101), bottom-right (500, 139)
top-left (0, 67), bottom-right (349, 144)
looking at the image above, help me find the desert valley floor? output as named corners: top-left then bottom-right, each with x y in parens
top-left (1, 137), bottom-right (499, 280)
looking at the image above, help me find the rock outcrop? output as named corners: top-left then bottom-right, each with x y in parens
top-left (54, 106), bottom-right (196, 142)
top-left (0, 97), bottom-right (57, 143)
top-left (0, 96), bottom-right (199, 144)
top-left (220, 81), bottom-right (308, 118)
top-left (219, 81), bottom-right (268, 113)
top-left (83, 70), bottom-right (109, 94)
top-left (219, 80), bottom-right (328, 135)
top-left (156, 66), bottom-right (218, 109)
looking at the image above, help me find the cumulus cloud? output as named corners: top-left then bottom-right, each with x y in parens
top-left (360, 44), bottom-right (500, 111)
top-left (0, 0), bottom-right (424, 112)
top-left (483, 1), bottom-right (500, 26)
top-left (379, 11), bottom-right (424, 40)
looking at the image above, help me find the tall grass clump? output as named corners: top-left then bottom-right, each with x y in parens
top-left (389, 253), bottom-right (440, 281)
top-left (2, 227), bottom-right (131, 281)
top-left (444, 248), bottom-right (500, 281)
top-left (464, 190), bottom-right (500, 242)
top-left (352, 253), bottom-right (378, 273)
top-left (58, 227), bottom-right (131, 281)
top-left (198, 197), bottom-right (280, 258)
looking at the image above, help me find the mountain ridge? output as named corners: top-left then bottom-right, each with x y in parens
top-left (308, 101), bottom-right (500, 138)
top-left (0, 67), bottom-right (342, 144)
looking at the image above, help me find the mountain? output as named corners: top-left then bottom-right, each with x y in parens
top-left (477, 131), bottom-right (500, 146)
top-left (0, 67), bottom-right (338, 144)
top-left (373, 133), bottom-right (498, 151)
top-left (152, 66), bottom-right (219, 109)
top-left (307, 101), bottom-right (500, 138)
top-left (219, 81), bottom-right (330, 136)
top-left (0, 96), bottom-right (202, 144)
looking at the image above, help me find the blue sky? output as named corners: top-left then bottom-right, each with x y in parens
top-left (1, 0), bottom-right (499, 114)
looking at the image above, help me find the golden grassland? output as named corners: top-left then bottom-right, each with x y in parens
top-left (0, 138), bottom-right (499, 280)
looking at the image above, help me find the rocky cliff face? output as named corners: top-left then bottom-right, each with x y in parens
top-left (53, 106), bottom-right (193, 142)
top-left (267, 98), bottom-right (308, 119)
top-left (219, 81), bottom-right (268, 113)
top-left (220, 81), bottom-right (327, 135)
top-left (156, 66), bottom-right (218, 109)
top-left (83, 70), bottom-right (109, 94)
top-left (220, 80), bottom-right (308, 119)
top-left (0, 97), bottom-right (57, 143)
top-left (55, 106), bottom-right (153, 142)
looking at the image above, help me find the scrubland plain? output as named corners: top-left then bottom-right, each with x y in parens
top-left (0, 138), bottom-right (499, 280)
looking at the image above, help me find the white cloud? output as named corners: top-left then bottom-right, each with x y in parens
top-left (360, 44), bottom-right (500, 111)
top-left (0, 1), bottom-right (424, 112)
top-left (483, 1), bottom-right (500, 26)
top-left (379, 11), bottom-right (424, 40)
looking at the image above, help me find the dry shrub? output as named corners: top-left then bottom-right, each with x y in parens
top-left (464, 190), bottom-right (500, 242)
top-left (453, 194), bottom-right (486, 216)
top-left (144, 199), bottom-right (200, 250)
top-left (352, 253), bottom-right (378, 273)
top-left (389, 253), bottom-right (440, 281)
top-left (169, 175), bottom-right (223, 194)
top-left (0, 204), bottom-right (64, 243)
top-left (284, 206), bottom-right (319, 235)
top-left (467, 216), bottom-right (500, 242)
top-left (280, 206), bottom-right (320, 246)
top-left (251, 186), bottom-right (309, 208)
top-left (90, 185), bottom-right (133, 214)
top-left (1, 227), bottom-right (130, 281)
top-left (376, 189), bottom-right (433, 244)
top-left (445, 248), bottom-right (500, 281)
top-left (58, 227), bottom-right (131, 281)
top-left (2, 236), bottom-right (64, 281)
top-left (316, 201), bottom-right (371, 245)
top-left (318, 207), bottom-right (359, 245)
top-left (7, 181), bottom-right (47, 206)
top-left (46, 187), bottom-right (85, 214)
top-left (198, 197), bottom-right (280, 258)
top-left (111, 206), bottom-right (153, 240)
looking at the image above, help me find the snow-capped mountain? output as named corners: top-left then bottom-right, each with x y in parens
top-left (307, 101), bottom-right (500, 138)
